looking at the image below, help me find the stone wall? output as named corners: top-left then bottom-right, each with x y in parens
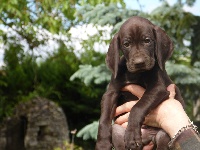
top-left (0, 97), bottom-right (69, 150)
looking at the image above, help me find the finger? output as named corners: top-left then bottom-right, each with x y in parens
top-left (143, 142), bottom-right (154, 150)
top-left (121, 122), bottom-right (128, 128)
top-left (115, 112), bottom-right (130, 125)
top-left (115, 101), bottom-right (138, 117)
top-left (121, 84), bottom-right (145, 99)
top-left (167, 84), bottom-right (176, 99)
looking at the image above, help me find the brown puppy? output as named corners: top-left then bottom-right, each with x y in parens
top-left (95, 16), bottom-right (184, 150)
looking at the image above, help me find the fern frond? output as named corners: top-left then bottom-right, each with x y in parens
top-left (70, 64), bottom-right (111, 86)
top-left (76, 121), bottom-right (99, 140)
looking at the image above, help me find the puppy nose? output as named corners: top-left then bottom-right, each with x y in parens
top-left (134, 58), bottom-right (145, 67)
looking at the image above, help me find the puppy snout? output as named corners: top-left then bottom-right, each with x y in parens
top-left (134, 58), bottom-right (145, 67)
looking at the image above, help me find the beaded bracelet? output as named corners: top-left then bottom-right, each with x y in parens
top-left (168, 119), bottom-right (199, 148)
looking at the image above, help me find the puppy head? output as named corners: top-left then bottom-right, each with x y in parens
top-left (106, 16), bottom-right (173, 78)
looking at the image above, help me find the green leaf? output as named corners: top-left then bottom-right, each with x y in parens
top-left (77, 121), bottom-right (99, 140)
top-left (70, 64), bottom-right (111, 86)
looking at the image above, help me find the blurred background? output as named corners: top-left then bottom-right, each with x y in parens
top-left (0, 0), bottom-right (200, 149)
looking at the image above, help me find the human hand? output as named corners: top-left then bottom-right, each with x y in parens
top-left (115, 84), bottom-right (190, 138)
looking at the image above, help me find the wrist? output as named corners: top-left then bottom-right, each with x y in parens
top-left (160, 108), bottom-right (190, 138)
top-left (162, 117), bottom-right (190, 138)
top-left (168, 120), bottom-right (199, 148)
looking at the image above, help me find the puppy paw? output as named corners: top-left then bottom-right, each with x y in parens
top-left (124, 129), bottom-right (143, 150)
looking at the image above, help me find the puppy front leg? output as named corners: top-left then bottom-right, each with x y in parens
top-left (95, 90), bottom-right (119, 150)
top-left (124, 88), bottom-right (170, 150)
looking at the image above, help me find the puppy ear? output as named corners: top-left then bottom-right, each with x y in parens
top-left (154, 26), bottom-right (173, 70)
top-left (106, 33), bottom-right (120, 78)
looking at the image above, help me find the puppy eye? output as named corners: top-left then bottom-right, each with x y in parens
top-left (144, 38), bottom-right (151, 44)
top-left (123, 42), bottom-right (130, 48)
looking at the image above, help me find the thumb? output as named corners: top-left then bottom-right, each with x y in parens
top-left (167, 84), bottom-right (176, 99)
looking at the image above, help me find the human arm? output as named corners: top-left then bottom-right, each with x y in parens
top-left (115, 84), bottom-right (200, 149)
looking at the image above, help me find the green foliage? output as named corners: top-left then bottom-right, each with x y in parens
top-left (54, 140), bottom-right (83, 150)
top-left (150, 2), bottom-right (196, 62)
top-left (0, 0), bottom-right (75, 32)
top-left (0, 43), bottom-right (38, 119)
top-left (166, 61), bottom-right (200, 85)
top-left (191, 16), bottom-right (200, 64)
top-left (77, 121), bottom-right (98, 140)
top-left (70, 64), bottom-right (110, 86)
top-left (166, 61), bottom-right (200, 104)
top-left (76, 3), bottom-right (147, 33)
top-left (79, 0), bottom-right (125, 6)
top-left (0, 0), bottom-right (120, 120)
top-left (34, 43), bottom-right (79, 98)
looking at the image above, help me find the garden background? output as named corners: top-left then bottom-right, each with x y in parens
top-left (0, 0), bottom-right (200, 149)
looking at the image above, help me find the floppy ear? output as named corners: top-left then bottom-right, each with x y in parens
top-left (154, 26), bottom-right (173, 70)
top-left (106, 33), bottom-right (120, 78)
